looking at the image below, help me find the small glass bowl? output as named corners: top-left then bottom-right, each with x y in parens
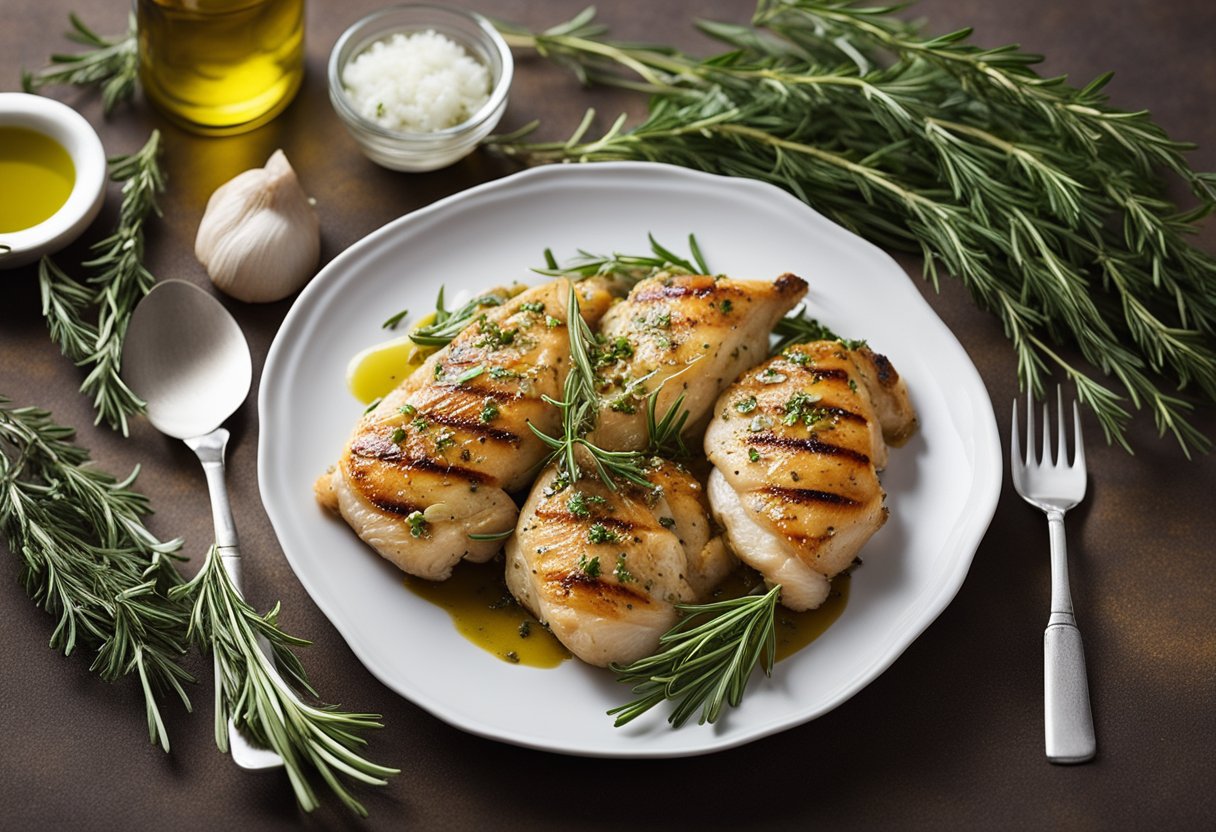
top-left (328, 4), bottom-right (513, 172)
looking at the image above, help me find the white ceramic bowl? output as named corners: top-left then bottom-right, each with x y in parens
top-left (327, 4), bottom-right (513, 172)
top-left (0, 93), bottom-right (106, 270)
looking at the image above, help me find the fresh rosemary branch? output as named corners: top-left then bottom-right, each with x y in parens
top-left (609, 584), bottom-right (782, 727)
top-left (535, 232), bottom-right (710, 280)
top-left (172, 546), bottom-right (399, 817)
top-left (529, 284), bottom-right (654, 490)
top-left (40, 131), bottom-right (165, 435)
top-left (22, 12), bottom-right (139, 114)
top-left (408, 286), bottom-right (510, 347)
top-left (493, 1), bottom-right (1216, 455)
top-left (0, 400), bottom-right (193, 752)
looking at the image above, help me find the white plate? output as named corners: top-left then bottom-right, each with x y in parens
top-left (259, 162), bottom-right (1002, 757)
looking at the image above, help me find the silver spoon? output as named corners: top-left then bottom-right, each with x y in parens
top-left (121, 279), bottom-right (283, 771)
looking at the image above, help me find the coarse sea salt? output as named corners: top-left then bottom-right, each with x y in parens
top-left (342, 30), bottom-right (491, 133)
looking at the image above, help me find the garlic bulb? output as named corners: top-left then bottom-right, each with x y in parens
top-left (195, 149), bottom-right (320, 303)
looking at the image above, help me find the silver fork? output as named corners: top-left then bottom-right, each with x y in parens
top-left (1011, 386), bottom-right (1096, 764)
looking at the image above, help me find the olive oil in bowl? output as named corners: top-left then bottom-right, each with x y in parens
top-left (0, 127), bottom-right (75, 233)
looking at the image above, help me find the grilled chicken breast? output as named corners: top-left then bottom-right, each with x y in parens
top-left (704, 340), bottom-right (915, 610)
top-left (505, 461), bottom-right (735, 667)
top-left (316, 278), bottom-right (614, 580)
top-left (591, 273), bottom-right (807, 451)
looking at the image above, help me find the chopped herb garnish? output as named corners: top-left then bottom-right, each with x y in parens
top-left (734, 396), bottom-right (757, 414)
top-left (759, 367), bottom-right (787, 384)
top-left (479, 399), bottom-right (499, 423)
top-left (748, 447), bottom-right (760, 463)
top-left (363, 397), bottom-right (382, 414)
top-left (782, 391), bottom-right (826, 427)
top-left (520, 301), bottom-right (545, 314)
top-left (719, 299), bottom-right (733, 315)
top-left (568, 491), bottom-right (592, 519)
top-left (609, 396), bottom-right (637, 414)
top-left (406, 511), bottom-right (429, 538)
top-left (545, 315), bottom-right (562, 328)
top-left (433, 363), bottom-right (445, 380)
top-left (614, 555), bottom-right (636, 583)
top-left (398, 403), bottom-right (417, 416)
top-left (412, 417), bottom-right (429, 432)
top-left (784, 349), bottom-right (810, 366)
top-left (375, 102), bottom-right (385, 119)
top-left (453, 365), bottom-right (486, 384)
top-left (658, 516), bottom-right (676, 529)
top-left (518, 621), bottom-right (532, 638)
top-left (389, 427), bottom-right (406, 444)
top-left (474, 317), bottom-right (518, 349)
top-left (748, 414), bottom-right (774, 432)
top-left (849, 378), bottom-right (859, 392)
top-left (435, 429), bottom-right (456, 451)
top-left (578, 553), bottom-right (602, 578)
top-left (587, 522), bottom-right (620, 544)
top-left (381, 308), bottom-right (409, 329)
top-left (489, 366), bottom-right (520, 380)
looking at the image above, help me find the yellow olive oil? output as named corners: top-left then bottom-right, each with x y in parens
top-left (137, 0), bottom-right (306, 135)
top-left (403, 561), bottom-right (571, 668)
top-left (0, 127), bottom-right (75, 233)
top-left (346, 314), bottom-right (438, 404)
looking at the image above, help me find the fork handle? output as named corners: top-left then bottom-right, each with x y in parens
top-left (1044, 623), bottom-right (1096, 763)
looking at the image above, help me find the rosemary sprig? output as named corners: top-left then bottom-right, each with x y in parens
top-left (21, 12), bottom-right (139, 114)
top-left (536, 232), bottom-right (711, 280)
top-left (0, 400), bottom-right (193, 752)
top-left (609, 584), bottom-right (782, 727)
top-left (408, 286), bottom-right (510, 347)
top-left (172, 546), bottom-right (399, 817)
top-left (493, 2), bottom-right (1216, 455)
top-left (529, 284), bottom-right (653, 490)
top-left (40, 131), bottom-right (166, 435)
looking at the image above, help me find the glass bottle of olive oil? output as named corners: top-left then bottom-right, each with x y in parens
top-left (137, 0), bottom-right (306, 136)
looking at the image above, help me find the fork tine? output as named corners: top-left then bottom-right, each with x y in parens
top-left (1025, 387), bottom-right (1036, 465)
top-left (1041, 399), bottom-right (1051, 466)
top-left (1011, 398), bottom-right (1022, 469)
top-left (1056, 385), bottom-right (1068, 466)
top-left (1073, 399), bottom-right (1085, 469)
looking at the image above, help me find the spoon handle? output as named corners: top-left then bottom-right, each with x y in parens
top-left (184, 428), bottom-right (244, 589)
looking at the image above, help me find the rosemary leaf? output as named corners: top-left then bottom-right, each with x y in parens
top-left (40, 131), bottom-right (166, 435)
top-left (0, 400), bottom-right (193, 752)
top-left (609, 584), bottom-right (782, 727)
top-left (492, 1), bottom-right (1216, 455)
top-left (22, 12), bottom-right (139, 114)
top-left (172, 546), bottom-right (399, 817)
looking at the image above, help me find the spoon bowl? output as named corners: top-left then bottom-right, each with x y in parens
top-left (121, 280), bottom-right (252, 439)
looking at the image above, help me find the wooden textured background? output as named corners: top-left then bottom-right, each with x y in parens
top-left (1, 1), bottom-right (1213, 828)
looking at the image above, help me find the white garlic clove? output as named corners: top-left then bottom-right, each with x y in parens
top-left (195, 149), bottom-right (320, 303)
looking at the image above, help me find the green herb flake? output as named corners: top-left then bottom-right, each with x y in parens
top-left (518, 620), bottom-right (531, 638)
top-left (734, 395), bottom-right (757, 414)
top-left (398, 403), bottom-right (417, 416)
top-left (489, 366), bottom-right (520, 380)
top-left (545, 315), bottom-right (562, 328)
top-left (435, 429), bottom-right (456, 451)
top-left (719, 299), bottom-right (733, 314)
top-left (520, 301), bottom-right (545, 314)
top-left (578, 553), bottom-right (602, 578)
top-left (479, 399), bottom-right (499, 423)
top-left (568, 491), bottom-right (591, 519)
top-left (658, 516), bottom-right (676, 529)
top-left (453, 365), bottom-right (486, 384)
top-left (614, 555), bottom-right (636, 583)
top-left (748, 447), bottom-right (760, 463)
top-left (587, 522), bottom-right (620, 545)
top-left (412, 417), bottom-right (429, 432)
top-left (382, 308), bottom-right (409, 329)
top-left (406, 511), bottom-right (429, 538)
top-left (389, 427), bottom-right (406, 444)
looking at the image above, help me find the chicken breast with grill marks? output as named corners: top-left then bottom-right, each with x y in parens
top-left (704, 340), bottom-right (915, 610)
top-left (591, 272), bottom-right (807, 451)
top-left (505, 461), bottom-right (735, 667)
top-left (315, 278), bottom-right (614, 581)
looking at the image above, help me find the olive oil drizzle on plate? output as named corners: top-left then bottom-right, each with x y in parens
top-left (403, 560), bottom-right (571, 668)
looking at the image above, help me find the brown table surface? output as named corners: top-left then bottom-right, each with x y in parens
top-left (3, 1), bottom-right (1214, 828)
